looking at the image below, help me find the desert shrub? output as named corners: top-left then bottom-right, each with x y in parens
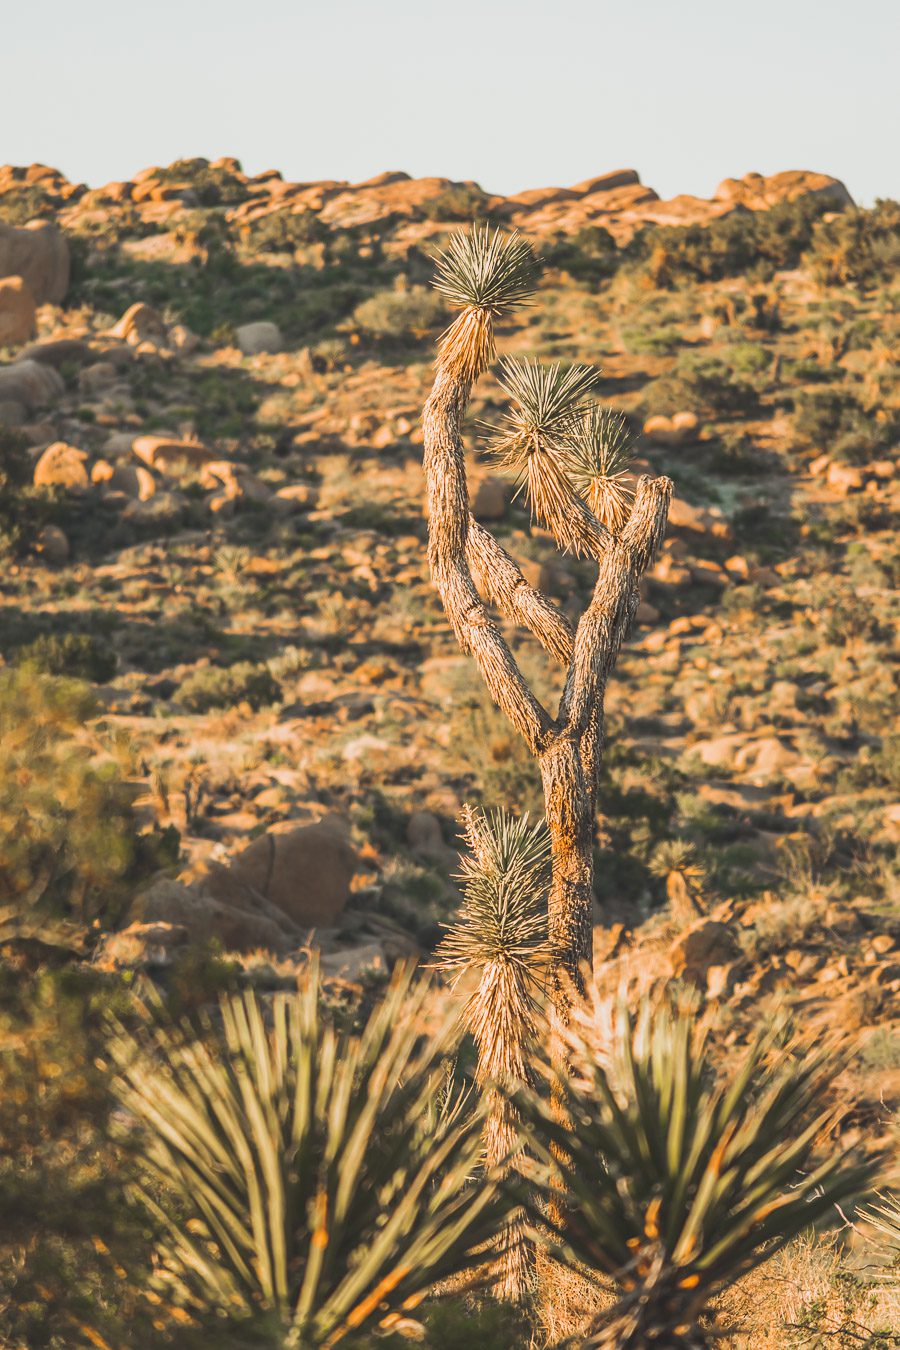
top-left (0, 967), bottom-right (158, 1349)
top-left (0, 668), bottom-right (178, 941)
top-left (155, 156), bottom-right (249, 206)
top-left (16, 632), bottom-right (117, 683)
top-left (0, 427), bottom-right (54, 557)
top-left (721, 339), bottom-right (770, 374)
top-left (244, 207), bottom-right (328, 253)
top-left (808, 199), bottom-right (900, 288)
top-left (793, 386), bottom-right (899, 462)
top-left (420, 183), bottom-right (506, 223)
top-left (543, 225), bottom-right (620, 282)
top-left (644, 352), bottom-right (757, 417)
top-left (352, 284), bottom-right (447, 339)
top-left (0, 183), bottom-right (58, 224)
top-left (631, 193), bottom-right (837, 286)
top-left (174, 659), bottom-right (282, 711)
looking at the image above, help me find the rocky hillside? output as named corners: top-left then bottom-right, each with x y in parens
top-left (0, 159), bottom-right (897, 1206)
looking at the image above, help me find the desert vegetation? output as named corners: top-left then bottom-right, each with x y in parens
top-left (0, 159), bottom-right (897, 1347)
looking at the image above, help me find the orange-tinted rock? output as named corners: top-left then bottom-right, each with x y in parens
top-left (0, 275), bottom-right (35, 345)
top-left (0, 220), bottom-right (69, 303)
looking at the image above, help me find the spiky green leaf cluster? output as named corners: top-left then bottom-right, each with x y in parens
top-left (515, 1000), bottom-right (875, 1349)
top-left (433, 226), bottom-right (539, 314)
top-left (482, 358), bottom-right (605, 553)
top-left (110, 968), bottom-right (512, 1347)
top-left (563, 405), bottom-right (635, 533)
top-left (486, 358), bottom-right (598, 470)
top-left (438, 807), bottom-right (550, 982)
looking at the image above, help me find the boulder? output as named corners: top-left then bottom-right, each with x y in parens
top-left (236, 321), bottom-right (283, 355)
top-left (33, 441), bottom-right (89, 490)
top-left (126, 877), bottom-right (294, 953)
top-left (670, 919), bottom-right (738, 984)
top-left (200, 460), bottom-right (272, 503)
top-left (826, 461), bottom-right (864, 495)
top-left (274, 482), bottom-right (319, 512)
top-left (78, 361), bottom-right (117, 393)
top-left (220, 820), bottom-right (358, 927)
top-left (0, 358), bottom-right (64, 409)
top-left (109, 302), bottom-right (168, 347)
top-left (642, 412), bottom-right (700, 446)
top-left (0, 276), bottom-right (36, 346)
top-left (0, 220), bottom-right (69, 303)
top-left (406, 810), bottom-right (445, 857)
top-left (34, 524), bottom-right (69, 564)
top-left (17, 337), bottom-right (92, 367)
top-left (93, 461), bottom-right (156, 500)
top-left (132, 435), bottom-right (215, 472)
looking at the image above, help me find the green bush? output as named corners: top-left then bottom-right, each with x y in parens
top-left (0, 668), bottom-right (178, 941)
top-left (244, 207), bottom-right (328, 253)
top-left (808, 199), bottom-right (900, 288)
top-left (0, 428), bottom-right (53, 557)
top-left (793, 386), bottom-right (899, 462)
top-left (352, 284), bottom-right (447, 339)
top-left (0, 967), bottom-right (158, 1349)
top-left (542, 224), bottom-right (619, 282)
top-left (420, 184), bottom-right (505, 223)
top-left (631, 193), bottom-right (837, 285)
top-left (155, 156), bottom-right (250, 207)
top-left (644, 352), bottom-right (757, 417)
top-left (174, 659), bottom-right (282, 712)
top-left (0, 184), bottom-right (57, 225)
top-left (16, 632), bottom-right (117, 683)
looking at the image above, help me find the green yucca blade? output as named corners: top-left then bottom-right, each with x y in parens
top-left (432, 225), bottom-right (539, 313)
top-left (513, 996), bottom-right (877, 1344)
top-left (486, 357), bottom-right (598, 469)
top-left (111, 970), bottom-right (513, 1347)
top-left (562, 404), bottom-right (635, 534)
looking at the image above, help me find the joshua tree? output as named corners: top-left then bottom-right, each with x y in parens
top-left (110, 965), bottom-right (514, 1349)
top-left (422, 226), bottom-right (672, 1028)
top-left (514, 997), bottom-right (875, 1349)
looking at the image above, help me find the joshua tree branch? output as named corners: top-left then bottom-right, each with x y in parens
top-left (558, 477), bottom-right (672, 740)
top-left (466, 519), bottom-right (575, 666)
top-left (424, 366), bottom-right (554, 755)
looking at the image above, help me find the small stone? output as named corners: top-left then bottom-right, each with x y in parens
top-left (235, 320), bottom-right (282, 355)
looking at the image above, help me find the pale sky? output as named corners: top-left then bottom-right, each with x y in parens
top-left (4, 0), bottom-right (898, 205)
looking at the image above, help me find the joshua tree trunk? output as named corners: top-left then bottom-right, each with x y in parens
top-left (423, 229), bottom-right (671, 1031)
top-left (540, 734), bottom-right (594, 1014)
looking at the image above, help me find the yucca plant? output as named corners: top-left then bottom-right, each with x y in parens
top-left (514, 997), bottom-right (876, 1348)
top-left (649, 840), bottom-right (707, 925)
top-left (109, 966), bottom-right (515, 1348)
top-left (422, 225), bottom-right (672, 1028)
top-left (437, 806), bottom-right (550, 1299)
top-left (563, 406), bottom-right (636, 535)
